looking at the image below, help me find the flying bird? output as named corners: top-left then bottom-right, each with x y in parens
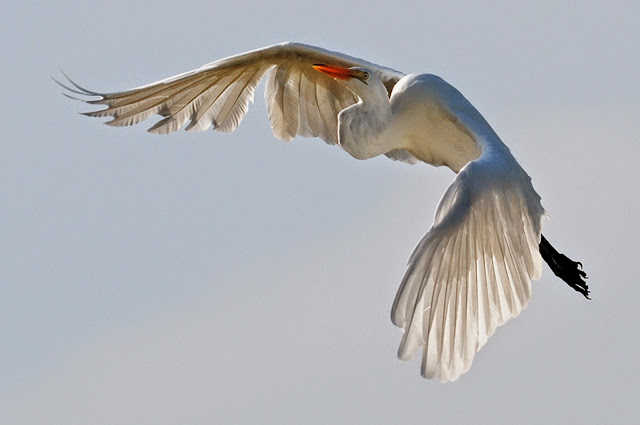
top-left (56, 42), bottom-right (589, 382)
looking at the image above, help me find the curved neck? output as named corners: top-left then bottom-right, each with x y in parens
top-left (337, 83), bottom-right (393, 160)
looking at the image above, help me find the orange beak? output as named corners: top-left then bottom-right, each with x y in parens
top-left (312, 64), bottom-right (356, 80)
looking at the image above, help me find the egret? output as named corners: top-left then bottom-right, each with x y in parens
top-left (56, 42), bottom-right (589, 382)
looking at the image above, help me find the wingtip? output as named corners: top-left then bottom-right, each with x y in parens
top-left (54, 69), bottom-right (103, 98)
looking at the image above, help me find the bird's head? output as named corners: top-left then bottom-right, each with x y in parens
top-left (312, 64), bottom-right (389, 104)
top-left (312, 64), bottom-right (371, 86)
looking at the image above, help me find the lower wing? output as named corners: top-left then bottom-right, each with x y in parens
top-left (391, 150), bottom-right (545, 382)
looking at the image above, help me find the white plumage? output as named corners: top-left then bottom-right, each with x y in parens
top-left (58, 42), bottom-right (586, 382)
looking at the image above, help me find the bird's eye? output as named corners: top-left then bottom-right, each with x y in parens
top-left (362, 72), bottom-right (369, 80)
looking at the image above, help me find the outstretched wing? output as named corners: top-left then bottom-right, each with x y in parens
top-left (391, 148), bottom-right (545, 382)
top-left (57, 42), bottom-right (406, 148)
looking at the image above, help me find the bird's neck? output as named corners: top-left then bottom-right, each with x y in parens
top-left (337, 86), bottom-right (394, 160)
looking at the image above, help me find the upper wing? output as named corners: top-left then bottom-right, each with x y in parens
top-left (57, 42), bottom-right (406, 147)
top-left (390, 147), bottom-right (545, 382)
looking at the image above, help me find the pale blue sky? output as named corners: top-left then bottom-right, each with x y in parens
top-left (2, 0), bottom-right (639, 423)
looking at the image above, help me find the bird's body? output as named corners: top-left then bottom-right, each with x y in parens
top-left (337, 72), bottom-right (484, 170)
top-left (58, 42), bottom-right (588, 382)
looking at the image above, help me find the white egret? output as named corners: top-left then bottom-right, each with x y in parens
top-left (56, 42), bottom-right (589, 382)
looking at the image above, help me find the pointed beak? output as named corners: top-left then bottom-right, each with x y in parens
top-left (312, 64), bottom-right (357, 80)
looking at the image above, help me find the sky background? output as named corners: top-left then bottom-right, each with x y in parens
top-left (2, 0), bottom-right (639, 423)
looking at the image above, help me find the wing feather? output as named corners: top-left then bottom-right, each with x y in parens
top-left (392, 150), bottom-right (545, 382)
top-left (184, 71), bottom-right (252, 132)
top-left (146, 78), bottom-right (223, 134)
top-left (209, 66), bottom-right (265, 133)
top-left (280, 65), bottom-right (301, 140)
